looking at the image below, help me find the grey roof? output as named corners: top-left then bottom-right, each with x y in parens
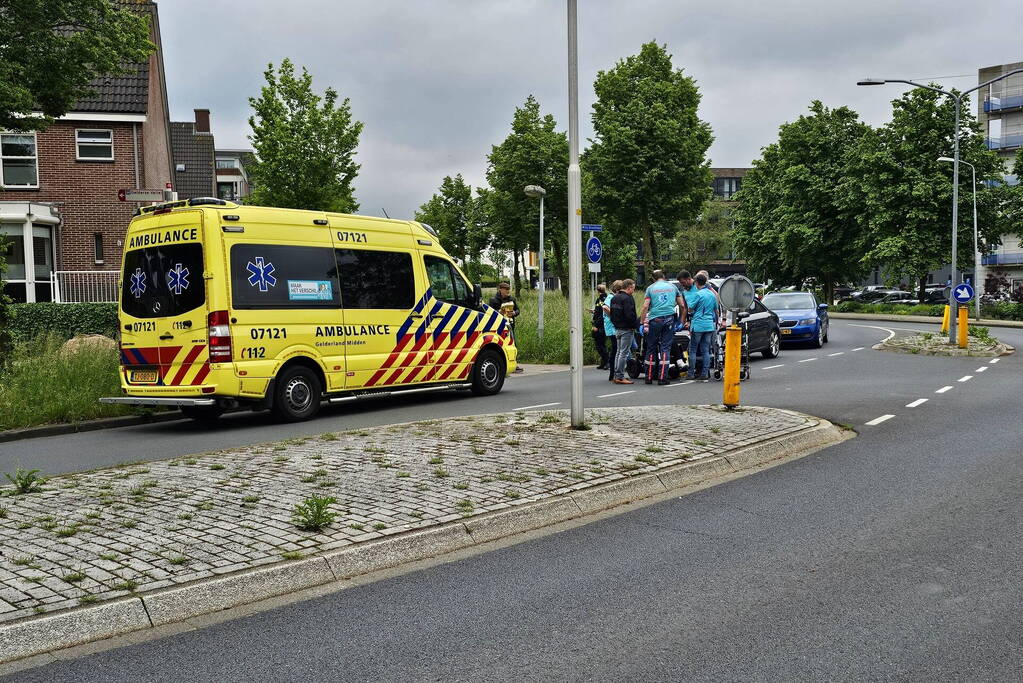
top-left (70, 2), bottom-right (156, 114)
top-left (171, 123), bottom-right (216, 200)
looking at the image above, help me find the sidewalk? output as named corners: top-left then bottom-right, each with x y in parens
top-left (0, 404), bottom-right (843, 664)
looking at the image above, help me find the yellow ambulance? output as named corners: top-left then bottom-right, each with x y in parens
top-left (100, 198), bottom-right (517, 422)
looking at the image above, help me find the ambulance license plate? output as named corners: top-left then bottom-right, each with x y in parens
top-left (130, 370), bottom-right (158, 383)
top-left (780, 329), bottom-right (792, 335)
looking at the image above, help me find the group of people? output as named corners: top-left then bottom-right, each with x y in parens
top-left (590, 269), bottom-right (721, 385)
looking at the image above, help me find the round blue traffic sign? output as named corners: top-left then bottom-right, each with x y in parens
top-left (586, 236), bottom-right (602, 263)
top-left (952, 282), bottom-right (975, 303)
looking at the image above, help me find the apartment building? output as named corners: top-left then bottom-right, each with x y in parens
top-left (978, 60), bottom-right (1023, 292)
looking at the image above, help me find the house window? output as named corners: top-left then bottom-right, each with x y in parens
top-left (217, 181), bottom-right (238, 200)
top-left (0, 132), bottom-right (38, 187)
top-left (216, 158), bottom-right (239, 169)
top-left (76, 129), bottom-right (114, 160)
top-left (713, 177), bottom-right (742, 199)
top-left (94, 233), bottom-right (104, 264)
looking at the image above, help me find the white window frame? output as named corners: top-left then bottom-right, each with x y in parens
top-left (75, 128), bottom-right (114, 161)
top-left (0, 131), bottom-right (39, 188)
top-left (215, 157), bottom-right (240, 169)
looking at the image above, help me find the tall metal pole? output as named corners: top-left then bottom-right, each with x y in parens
top-left (971, 163), bottom-right (980, 321)
top-left (949, 95), bottom-right (960, 345)
top-left (538, 194), bottom-right (545, 342)
top-left (566, 0), bottom-right (584, 427)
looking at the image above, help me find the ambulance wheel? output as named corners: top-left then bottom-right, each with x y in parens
top-left (180, 405), bottom-right (224, 422)
top-left (471, 348), bottom-right (505, 396)
top-left (272, 366), bottom-right (322, 422)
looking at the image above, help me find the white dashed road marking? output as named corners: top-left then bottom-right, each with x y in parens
top-left (852, 347), bottom-right (865, 351)
top-left (936, 386), bottom-right (954, 394)
top-left (798, 358), bottom-right (817, 363)
top-left (976, 366), bottom-right (988, 373)
top-left (828, 352), bottom-right (844, 356)
top-left (671, 380), bottom-right (696, 387)
top-left (906, 398), bottom-right (929, 408)
top-left (958, 375), bottom-right (973, 383)
top-left (865, 414), bottom-right (895, 426)
top-left (762, 365), bottom-right (784, 370)
top-left (990, 358), bottom-right (1000, 364)
top-left (598, 391), bottom-right (635, 398)
top-left (514, 402), bottom-right (561, 411)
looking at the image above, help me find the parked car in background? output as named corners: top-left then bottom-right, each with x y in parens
top-left (874, 291), bottom-right (917, 305)
top-left (762, 291), bottom-right (829, 348)
top-left (839, 287), bottom-right (901, 303)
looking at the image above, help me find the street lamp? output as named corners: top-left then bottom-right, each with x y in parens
top-left (938, 156), bottom-right (980, 320)
top-left (566, 0), bottom-right (584, 427)
top-left (857, 67), bottom-right (1023, 344)
top-left (524, 184), bottom-right (546, 343)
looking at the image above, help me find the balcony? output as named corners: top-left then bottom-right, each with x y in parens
top-left (984, 93), bottom-right (1023, 113)
top-left (985, 133), bottom-right (1023, 150)
top-left (982, 252), bottom-right (1023, 266)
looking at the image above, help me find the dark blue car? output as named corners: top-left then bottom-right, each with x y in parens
top-left (761, 292), bottom-right (829, 347)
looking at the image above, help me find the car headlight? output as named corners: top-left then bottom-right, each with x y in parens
top-left (798, 318), bottom-right (817, 326)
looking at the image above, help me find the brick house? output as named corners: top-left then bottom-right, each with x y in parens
top-left (0, 0), bottom-right (173, 303)
top-left (171, 109), bottom-right (216, 200)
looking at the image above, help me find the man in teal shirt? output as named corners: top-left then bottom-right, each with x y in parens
top-left (686, 272), bottom-right (718, 380)
top-left (639, 270), bottom-right (687, 385)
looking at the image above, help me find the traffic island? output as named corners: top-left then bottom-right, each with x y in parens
top-left (874, 329), bottom-right (1014, 357)
top-left (0, 405), bottom-right (846, 665)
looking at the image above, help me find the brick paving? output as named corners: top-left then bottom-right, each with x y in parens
top-left (0, 405), bottom-right (813, 623)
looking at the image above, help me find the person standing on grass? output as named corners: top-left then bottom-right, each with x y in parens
top-left (639, 270), bottom-right (687, 385)
top-left (686, 273), bottom-right (717, 381)
top-left (489, 282), bottom-right (523, 373)
top-left (590, 283), bottom-right (610, 370)
top-left (603, 281), bottom-right (622, 381)
top-left (609, 279), bottom-right (639, 384)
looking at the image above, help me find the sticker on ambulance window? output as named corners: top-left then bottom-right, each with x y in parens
top-left (288, 280), bottom-right (333, 301)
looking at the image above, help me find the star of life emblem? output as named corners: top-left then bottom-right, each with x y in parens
top-left (167, 263), bottom-right (190, 295)
top-left (130, 268), bottom-right (147, 298)
top-left (246, 257), bottom-right (277, 292)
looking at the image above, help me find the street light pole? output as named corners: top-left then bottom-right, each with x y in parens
top-left (524, 185), bottom-right (546, 342)
top-left (566, 0), bottom-right (584, 427)
top-left (858, 67), bottom-right (1023, 344)
top-left (938, 157), bottom-right (979, 320)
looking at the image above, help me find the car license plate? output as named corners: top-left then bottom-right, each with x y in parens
top-left (781, 329), bottom-right (792, 335)
top-left (130, 370), bottom-right (158, 383)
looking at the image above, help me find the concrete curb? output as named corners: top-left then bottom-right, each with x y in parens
top-left (829, 311), bottom-right (1023, 330)
top-left (0, 414), bottom-right (847, 665)
top-left (0, 411), bottom-right (181, 444)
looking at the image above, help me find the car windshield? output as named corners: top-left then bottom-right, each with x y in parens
top-left (763, 293), bottom-right (815, 310)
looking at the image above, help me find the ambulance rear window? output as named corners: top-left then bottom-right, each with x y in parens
top-left (121, 244), bottom-right (205, 319)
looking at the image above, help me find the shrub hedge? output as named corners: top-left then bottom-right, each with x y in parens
top-left (831, 300), bottom-right (1023, 321)
top-left (8, 302), bottom-right (119, 345)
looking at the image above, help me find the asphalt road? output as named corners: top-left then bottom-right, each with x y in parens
top-left (5, 320), bottom-right (1023, 681)
top-left (3, 319), bottom-right (1014, 476)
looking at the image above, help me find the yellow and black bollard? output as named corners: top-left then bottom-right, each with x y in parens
top-left (940, 304), bottom-right (950, 334)
top-left (958, 305), bottom-right (968, 348)
top-left (723, 323), bottom-right (742, 408)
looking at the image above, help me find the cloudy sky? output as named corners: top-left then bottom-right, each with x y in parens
top-left (159, 0), bottom-right (1020, 219)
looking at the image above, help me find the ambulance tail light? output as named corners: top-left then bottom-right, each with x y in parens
top-left (208, 310), bottom-right (233, 362)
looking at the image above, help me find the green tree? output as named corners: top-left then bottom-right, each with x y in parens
top-left (247, 59), bottom-right (363, 213)
top-left (667, 201), bottom-right (735, 276)
top-left (587, 41), bottom-right (714, 277)
top-left (415, 174), bottom-right (473, 266)
top-left (0, 0), bottom-right (154, 131)
top-left (733, 101), bottom-right (870, 302)
top-left (844, 87), bottom-right (1009, 300)
top-left (484, 95), bottom-right (568, 295)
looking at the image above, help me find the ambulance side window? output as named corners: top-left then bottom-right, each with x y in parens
top-left (335, 248), bottom-right (414, 309)
top-left (230, 244), bottom-right (340, 309)
top-left (424, 255), bottom-right (472, 308)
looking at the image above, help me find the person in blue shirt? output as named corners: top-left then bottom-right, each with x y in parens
top-left (639, 270), bottom-right (687, 385)
top-left (602, 280), bottom-right (622, 382)
top-left (686, 272), bottom-right (719, 380)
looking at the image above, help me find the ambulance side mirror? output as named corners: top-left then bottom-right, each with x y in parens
top-left (472, 283), bottom-right (483, 310)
